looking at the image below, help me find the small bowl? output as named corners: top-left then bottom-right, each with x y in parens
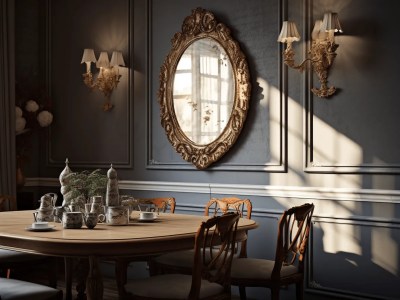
top-left (32, 221), bottom-right (49, 229)
top-left (139, 212), bottom-right (156, 220)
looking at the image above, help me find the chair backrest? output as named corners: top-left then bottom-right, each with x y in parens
top-left (135, 197), bottom-right (176, 213)
top-left (189, 212), bottom-right (240, 299)
top-left (272, 203), bottom-right (314, 280)
top-left (204, 197), bottom-right (252, 219)
top-left (0, 195), bottom-right (17, 211)
top-left (204, 197), bottom-right (252, 258)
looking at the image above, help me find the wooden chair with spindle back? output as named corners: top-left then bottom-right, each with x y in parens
top-left (125, 212), bottom-right (241, 300)
top-left (230, 203), bottom-right (315, 300)
top-left (148, 197), bottom-right (252, 276)
top-left (114, 197), bottom-right (176, 297)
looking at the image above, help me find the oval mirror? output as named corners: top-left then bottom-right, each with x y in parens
top-left (159, 8), bottom-right (251, 169)
top-left (173, 38), bottom-right (234, 145)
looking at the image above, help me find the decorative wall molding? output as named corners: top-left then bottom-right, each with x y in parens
top-left (26, 177), bottom-right (400, 205)
top-left (303, 0), bottom-right (400, 174)
top-left (45, 0), bottom-right (134, 169)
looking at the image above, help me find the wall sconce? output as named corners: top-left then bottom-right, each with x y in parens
top-left (278, 12), bottom-right (343, 98)
top-left (81, 49), bottom-right (125, 111)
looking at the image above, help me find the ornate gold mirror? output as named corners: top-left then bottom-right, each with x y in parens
top-left (159, 7), bottom-right (251, 169)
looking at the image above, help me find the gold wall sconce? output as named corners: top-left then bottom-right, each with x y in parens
top-left (81, 49), bottom-right (125, 111)
top-left (278, 12), bottom-right (343, 98)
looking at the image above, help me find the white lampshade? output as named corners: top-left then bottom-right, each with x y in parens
top-left (96, 52), bottom-right (110, 68)
top-left (81, 49), bottom-right (96, 63)
top-left (110, 51), bottom-right (125, 67)
top-left (311, 20), bottom-right (327, 40)
top-left (277, 21), bottom-right (301, 43)
top-left (321, 12), bottom-right (343, 33)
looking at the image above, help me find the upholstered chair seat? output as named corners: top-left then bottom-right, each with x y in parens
top-left (0, 277), bottom-right (63, 300)
top-left (231, 258), bottom-right (299, 283)
top-left (0, 249), bottom-right (46, 263)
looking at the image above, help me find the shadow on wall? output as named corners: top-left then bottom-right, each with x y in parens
top-left (311, 224), bottom-right (400, 299)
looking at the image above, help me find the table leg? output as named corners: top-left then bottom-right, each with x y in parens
top-left (76, 258), bottom-right (89, 300)
top-left (64, 257), bottom-right (73, 300)
top-left (86, 256), bottom-right (103, 300)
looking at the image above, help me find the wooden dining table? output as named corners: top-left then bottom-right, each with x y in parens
top-left (0, 210), bottom-right (257, 300)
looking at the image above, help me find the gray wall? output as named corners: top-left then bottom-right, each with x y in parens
top-left (15, 0), bottom-right (400, 299)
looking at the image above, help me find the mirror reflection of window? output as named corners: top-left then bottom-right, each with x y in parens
top-left (173, 38), bottom-right (234, 145)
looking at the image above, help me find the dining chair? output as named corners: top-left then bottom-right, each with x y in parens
top-left (103, 197), bottom-right (176, 298)
top-left (0, 195), bottom-right (58, 288)
top-left (0, 277), bottom-right (63, 300)
top-left (230, 203), bottom-right (315, 300)
top-left (0, 195), bottom-right (17, 212)
top-left (124, 212), bottom-right (240, 300)
top-left (149, 197), bottom-right (252, 276)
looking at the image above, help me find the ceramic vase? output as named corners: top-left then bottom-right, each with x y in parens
top-left (105, 164), bottom-right (120, 207)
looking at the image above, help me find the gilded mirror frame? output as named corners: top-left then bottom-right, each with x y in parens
top-left (158, 7), bottom-right (251, 169)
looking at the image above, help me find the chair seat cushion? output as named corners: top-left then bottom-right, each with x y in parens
top-left (125, 273), bottom-right (225, 299)
top-left (231, 258), bottom-right (298, 283)
top-left (152, 249), bottom-right (221, 274)
top-left (151, 249), bottom-right (194, 271)
top-left (0, 278), bottom-right (62, 300)
top-left (0, 250), bottom-right (44, 263)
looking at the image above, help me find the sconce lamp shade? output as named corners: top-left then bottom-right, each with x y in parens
top-left (81, 48), bottom-right (96, 63)
top-left (311, 20), bottom-right (328, 40)
top-left (110, 51), bottom-right (125, 67)
top-left (321, 12), bottom-right (343, 33)
top-left (278, 21), bottom-right (301, 43)
top-left (96, 52), bottom-right (110, 68)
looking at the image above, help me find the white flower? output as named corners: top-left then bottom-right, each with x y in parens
top-left (16, 106), bottom-right (23, 118)
top-left (16, 117), bottom-right (26, 133)
top-left (25, 100), bottom-right (39, 112)
top-left (37, 110), bottom-right (53, 127)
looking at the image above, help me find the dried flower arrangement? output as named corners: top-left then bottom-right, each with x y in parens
top-left (61, 169), bottom-right (107, 208)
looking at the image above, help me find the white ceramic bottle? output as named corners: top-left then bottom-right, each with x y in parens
top-left (105, 164), bottom-right (120, 207)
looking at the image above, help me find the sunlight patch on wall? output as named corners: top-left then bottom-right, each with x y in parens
top-left (268, 82), bottom-right (283, 168)
top-left (257, 78), bottom-right (287, 171)
top-left (257, 78), bottom-right (269, 109)
top-left (266, 90), bottom-right (305, 186)
top-left (371, 202), bottom-right (398, 276)
top-left (372, 227), bottom-right (398, 275)
top-left (312, 116), bottom-right (363, 166)
top-left (320, 222), bottom-right (362, 255)
top-left (316, 199), bottom-right (356, 219)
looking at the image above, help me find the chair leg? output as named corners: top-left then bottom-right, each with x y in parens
top-left (147, 260), bottom-right (161, 276)
top-left (239, 286), bottom-right (247, 300)
top-left (47, 257), bottom-right (58, 288)
top-left (271, 287), bottom-right (280, 300)
top-left (76, 258), bottom-right (89, 300)
top-left (296, 282), bottom-right (304, 300)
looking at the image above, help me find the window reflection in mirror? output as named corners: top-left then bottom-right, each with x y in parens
top-left (173, 38), bottom-right (234, 145)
